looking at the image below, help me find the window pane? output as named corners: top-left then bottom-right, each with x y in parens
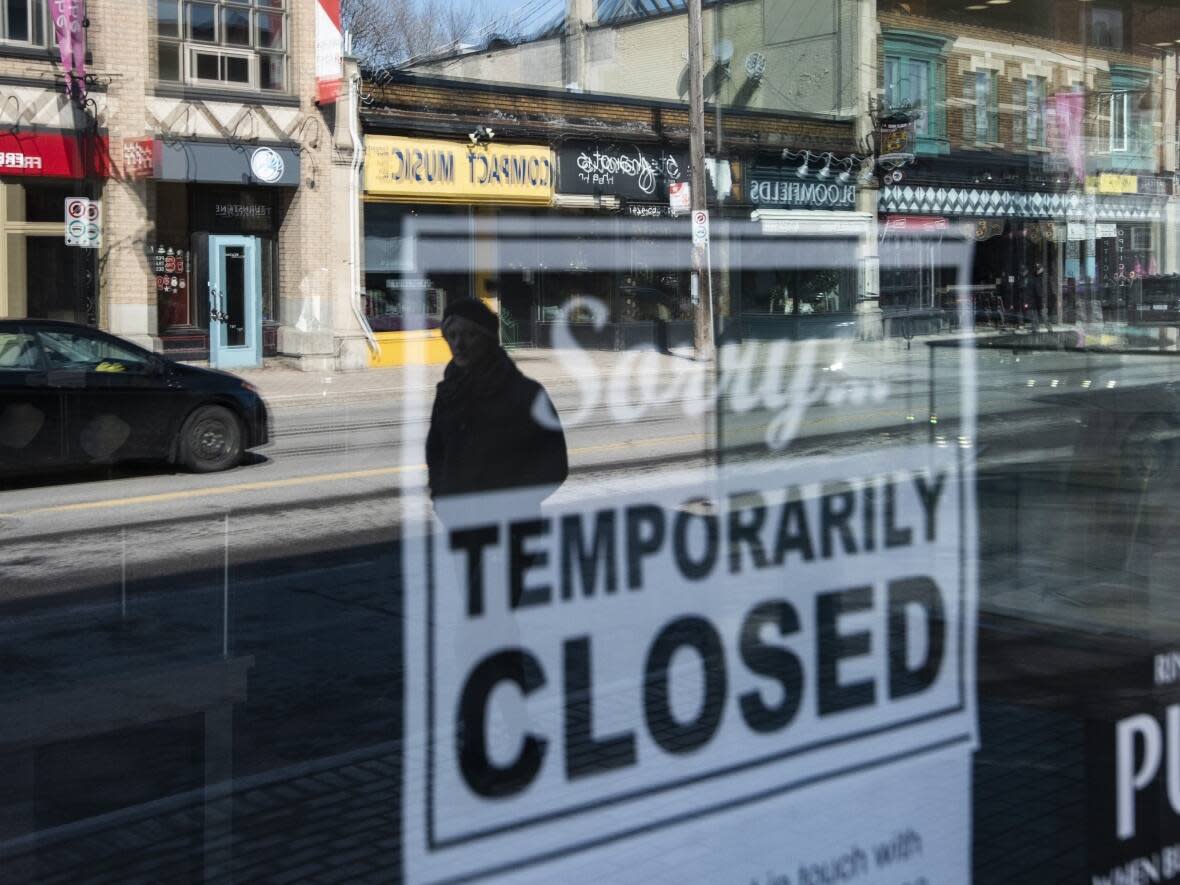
top-left (25, 182), bottom-right (77, 222)
top-left (257, 0), bottom-right (284, 7)
top-left (194, 50), bottom-right (219, 80)
top-left (223, 54), bottom-right (250, 84)
top-left (158, 41), bottom-right (180, 81)
top-left (257, 11), bottom-right (282, 49)
top-left (188, 2), bottom-right (215, 42)
top-left (222, 7), bottom-right (250, 45)
top-left (908, 60), bottom-right (928, 135)
top-left (156, 0), bottom-right (179, 38)
top-left (0, 330), bottom-right (40, 370)
top-left (975, 71), bottom-right (991, 140)
top-left (259, 52), bottom-right (284, 90)
top-left (38, 330), bottom-right (148, 371)
top-left (5, 0), bottom-right (29, 42)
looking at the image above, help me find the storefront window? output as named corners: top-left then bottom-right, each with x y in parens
top-left (363, 204), bottom-right (469, 331)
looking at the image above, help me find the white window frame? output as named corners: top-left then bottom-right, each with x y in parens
top-left (1110, 92), bottom-right (1130, 152)
top-left (185, 43), bottom-right (258, 90)
top-left (0, 0), bottom-right (49, 48)
top-left (975, 70), bottom-right (998, 144)
top-left (1026, 77), bottom-right (1046, 147)
top-left (157, 0), bottom-right (288, 93)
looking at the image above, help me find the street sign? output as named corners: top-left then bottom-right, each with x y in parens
top-left (64, 197), bottom-right (100, 248)
top-left (692, 208), bottom-right (709, 246)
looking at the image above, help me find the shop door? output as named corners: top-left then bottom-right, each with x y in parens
top-left (208, 236), bottom-right (261, 370)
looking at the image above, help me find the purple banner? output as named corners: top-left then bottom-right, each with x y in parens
top-left (50, 0), bottom-right (86, 99)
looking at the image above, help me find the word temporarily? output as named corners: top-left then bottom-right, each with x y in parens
top-left (450, 472), bottom-right (946, 617)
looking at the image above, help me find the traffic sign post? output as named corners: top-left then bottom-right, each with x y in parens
top-left (65, 197), bottom-right (100, 248)
top-left (691, 208), bottom-right (710, 246)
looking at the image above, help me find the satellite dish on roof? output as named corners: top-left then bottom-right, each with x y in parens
top-left (714, 39), bottom-right (733, 64)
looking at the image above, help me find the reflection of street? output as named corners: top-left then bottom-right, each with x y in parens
top-left (2, 334), bottom-right (1179, 881)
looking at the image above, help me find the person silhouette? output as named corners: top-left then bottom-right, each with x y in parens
top-left (426, 297), bottom-right (568, 522)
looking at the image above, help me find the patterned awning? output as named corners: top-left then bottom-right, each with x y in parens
top-left (881, 184), bottom-right (1168, 223)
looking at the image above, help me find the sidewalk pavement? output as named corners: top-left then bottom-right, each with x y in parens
top-left (231, 332), bottom-right (981, 410)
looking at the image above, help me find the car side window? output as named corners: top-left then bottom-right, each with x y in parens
top-left (37, 330), bottom-right (149, 374)
top-left (0, 331), bottom-right (42, 371)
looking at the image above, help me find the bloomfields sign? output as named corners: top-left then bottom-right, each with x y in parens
top-left (556, 141), bottom-right (686, 201)
top-left (365, 135), bottom-right (553, 205)
top-left (749, 168), bottom-right (857, 210)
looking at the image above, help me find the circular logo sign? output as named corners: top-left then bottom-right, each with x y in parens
top-left (250, 147), bottom-right (285, 184)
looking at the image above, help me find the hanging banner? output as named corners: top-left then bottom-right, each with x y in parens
top-left (315, 0), bottom-right (344, 104)
top-left (1046, 92), bottom-right (1085, 182)
top-left (49, 0), bottom-right (87, 100)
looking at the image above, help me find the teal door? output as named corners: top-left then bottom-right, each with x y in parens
top-left (208, 235), bottom-right (262, 370)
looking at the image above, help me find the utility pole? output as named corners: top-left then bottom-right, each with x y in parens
top-left (687, 0), bottom-right (713, 359)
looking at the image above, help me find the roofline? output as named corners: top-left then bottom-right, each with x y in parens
top-left (360, 70), bottom-right (855, 129)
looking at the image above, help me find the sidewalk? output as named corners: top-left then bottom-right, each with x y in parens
top-left (232, 333), bottom-right (977, 410)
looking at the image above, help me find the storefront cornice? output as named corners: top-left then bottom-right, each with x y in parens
top-left (151, 83), bottom-right (302, 109)
top-left (0, 73), bottom-right (106, 93)
top-left (360, 111), bottom-right (853, 155)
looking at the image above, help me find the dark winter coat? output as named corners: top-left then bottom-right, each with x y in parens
top-left (426, 346), bottom-right (568, 505)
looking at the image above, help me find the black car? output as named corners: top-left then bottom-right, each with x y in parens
top-left (0, 320), bottom-right (269, 476)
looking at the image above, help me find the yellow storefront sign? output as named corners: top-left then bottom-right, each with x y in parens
top-left (1085, 173), bottom-right (1139, 195)
top-left (365, 135), bottom-right (554, 205)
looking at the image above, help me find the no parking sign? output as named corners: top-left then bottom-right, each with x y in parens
top-left (64, 197), bottom-right (100, 248)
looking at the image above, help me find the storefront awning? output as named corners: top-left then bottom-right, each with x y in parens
top-left (0, 130), bottom-right (110, 179)
top-left (752, 208), bottom-right (874, 237)
top-left (881, 184), bottom-right (1168, 223)
top-left (153, 141), bottom-right (301, 187)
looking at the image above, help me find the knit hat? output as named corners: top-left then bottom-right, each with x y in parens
top-left (442, 297), bottom-right (499, 339)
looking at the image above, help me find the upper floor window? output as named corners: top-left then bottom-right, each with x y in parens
top-left (882, 29), bottom-right (950, 156)
top-left (1026, 77), bottom-right (1047, 147)
top-left (974, 70), bottom-right (998, 143)
top-left (1110, 91), bottom-right (1130, 152)
top-left (156, 0), bottom-right (287, 92)
top-left (885, 57), bottom-right (931, 137)
top-left (2, 0), bottom-right (49, 47)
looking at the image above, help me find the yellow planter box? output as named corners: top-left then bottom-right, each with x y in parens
top-left (369, 330), bottom-right (451, 367)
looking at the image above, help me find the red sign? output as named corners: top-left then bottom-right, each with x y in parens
top-left (0, 131), bottom-right (110, 179)
top-left (884, 215), bottom-right (950, 232)
top-left (121, 138), bottom-right (156, 180)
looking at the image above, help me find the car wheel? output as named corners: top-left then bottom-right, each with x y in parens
top-left (179, 404), bottom-right (243, 473)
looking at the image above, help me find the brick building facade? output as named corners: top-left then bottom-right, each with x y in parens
top-left (0, 0), bottom-right (369, 371)
top-left (877, 3), bottom-right (1180, 322)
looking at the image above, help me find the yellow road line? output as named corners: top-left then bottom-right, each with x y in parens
top-left (1, 411), bottom-right (906, 519)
